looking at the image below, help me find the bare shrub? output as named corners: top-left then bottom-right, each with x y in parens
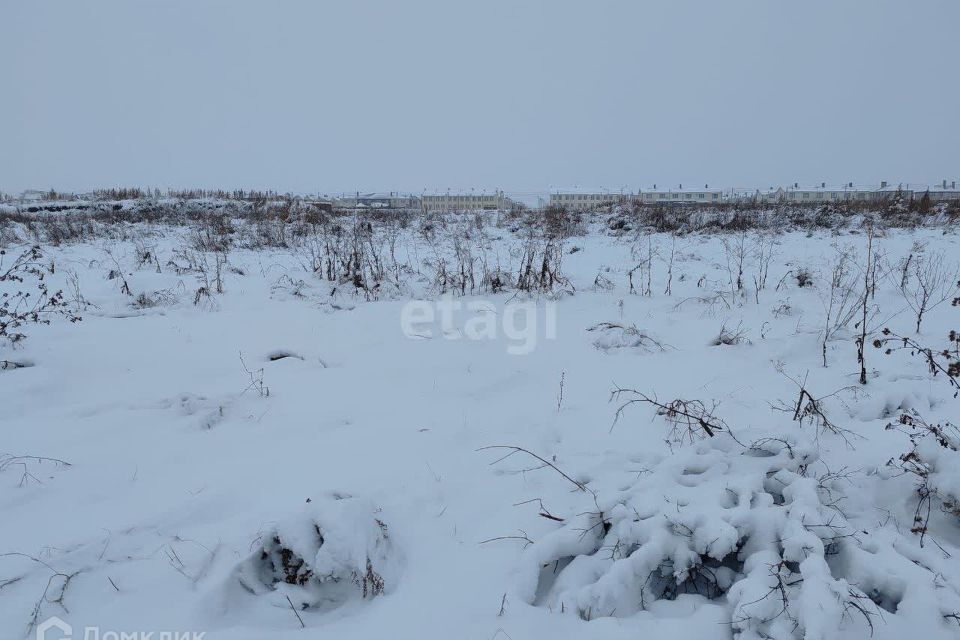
top-left (514, 233), bottom-right (572, 295)
top-left (0, 246), bottom-right (79, 345)
top-left (270, 275), bottom-right (308, 299)
top-left (592, 271), bottom-right (615, 291)
top-left (897, 249), bottom-right (958, 334)
top-left (587, 322), bottom-right (668, 353)
top-left (542, 206), bottom-right (583, 240)
top-left (104, 249), bottom-right (133, 297)
top-left (133, 238), bottom-right (160, 271)
top-left (628, 235), bottom-right (655, 296)
top-left (795, 267), bottom-right (814, 288)
top-left (132, 289), bottom-right (177, 309)
top-left (712, 321), bottom-right (751, 346)
top-left (752, 231), bottom-right (777, 293)
top-left (722, 231), bottom-right (749, 297)
top-left (818, 246), bottom-right (863, 367)
top-left (169, 246), bottom-right (227, 306)
top-left (662, 233), bottom-right (678, 295)
top-left (64, 268), bottom-right (97, 314)
top-left (611, 387), bottom-right (728, 442)
top-left (856, 225), bottom-right (878, 384)
top-left (877, 298), bottom-right (960, 543)
top-left (885, 411), bottom-right (960, 545)
top-left (875, 327), bottom-right (960, 397)
top-left (239, 352), bottom-right (269, 398)
top-left (771, 368), bottom-right (860, 445)
top-left (191, 215), bottom-right (235, 253)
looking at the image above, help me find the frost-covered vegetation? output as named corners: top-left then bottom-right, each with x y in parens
top-left (2, 196), bottom-right (960, 639)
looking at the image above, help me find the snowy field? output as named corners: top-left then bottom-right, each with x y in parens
top-left (2, 206), bottom-right (960, 639)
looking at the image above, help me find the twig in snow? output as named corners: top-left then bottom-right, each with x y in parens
top-left (285, 594), bottom-right (305, 628)
top-left (478, 446), bottom-right (587, 492)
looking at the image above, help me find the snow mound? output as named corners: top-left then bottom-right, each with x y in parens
top-left (233, 493), bottom-right (399, 614)
top-left (587, 322), bottom-right (667, 353)
top-left (510, 434), bottom-right (914, 639)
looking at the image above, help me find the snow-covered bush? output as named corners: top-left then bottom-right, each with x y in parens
top-left (233, 494), bottom-right (400, 614)
top-left (510, 435), bottom-right (884, 639)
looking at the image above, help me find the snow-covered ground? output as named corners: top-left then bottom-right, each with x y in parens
top-left (2, 209), bottom-right (960, 639)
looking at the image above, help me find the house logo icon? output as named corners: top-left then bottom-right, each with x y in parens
top-left (37, 616), bottom-right (72, 640)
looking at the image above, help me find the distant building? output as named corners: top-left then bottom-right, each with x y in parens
top-left (751, 182), bottom-right (899, 204)
top-left (919, 179), bottom-right (960, 201)
top-left (639, 185), bottom-right (723, 204)
top-left (550, 186), bottom-right (723, 209)
top-left (779, 183), bottom-right (876, 203)
top-left (760, 180), bottom-right (959, 204)
top-left (549, 191), bottom-right (626, 210)
top-left (753, 187), bottom-right (786, 203)
top-left (420, 191), bottom-right (514, 212)
top-left (20, 189), bottom-right (53, 202)
top-left (334, 192), bottom-right (420, 209)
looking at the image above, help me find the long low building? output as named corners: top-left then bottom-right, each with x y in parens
top-left (549, 192), bottom-right (625, 210)
top-left (639, 185), bottom-right (723, 204)
top-left (420, 191), bottom-right (515, 212)
top-left (757, 183), bottom-right (874, 204)
top-left (921, 180), bottom-right (960, 201)
top-left (331, 182), bottom-right (957, 212)
top-left (757, 181), bottom-right (959, 204)
top-left (333, 192), bottom-right (420, 209)
top-left (550, 186), bottom-right (723, 209)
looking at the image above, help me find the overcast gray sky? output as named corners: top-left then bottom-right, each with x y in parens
top-left (2, 0), bottom-right (958, 197)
